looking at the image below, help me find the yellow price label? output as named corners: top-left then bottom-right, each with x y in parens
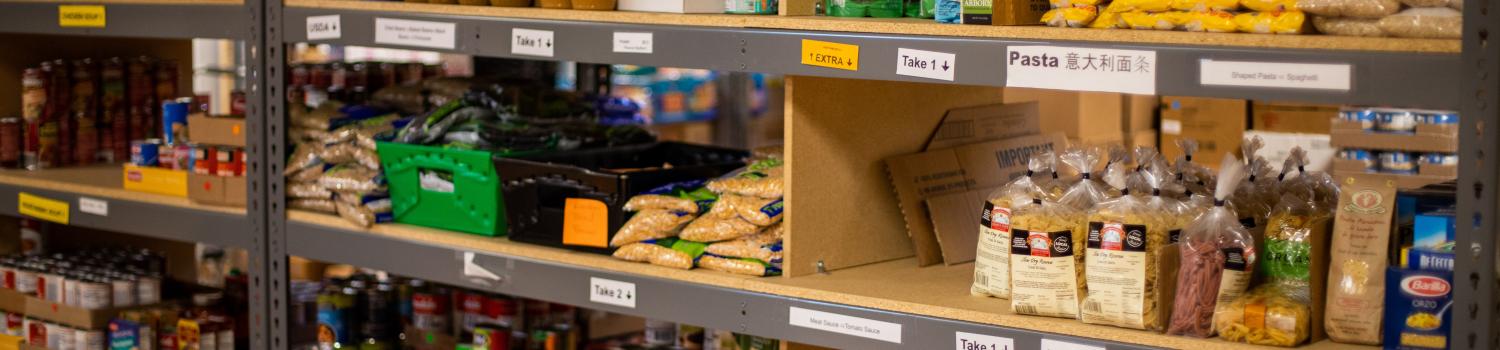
top-left (59, 5), bottom-right (106, 28)
top-left (18, 192), bottom-right (69, 225)
top-left (801, 39), bottom-right (859, 71)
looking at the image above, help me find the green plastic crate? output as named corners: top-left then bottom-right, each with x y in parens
top-left (377, 142), bottom-right (506, 236)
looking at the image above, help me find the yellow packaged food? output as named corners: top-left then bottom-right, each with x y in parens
top-left (1240, 0), bottom-right (1294, 11)
top-left (1051, 0), bottom-right (1105, 7)
top-left (1214, 285), bottom-right (1313, 346)
top-left (1009, 197), bottom-right (1088, 319)
top-left (1184, 10), bottom-right (1239, 32)
top-left (1043, 6), bottom-right (1100, 27)
top-left (1080, 167), bottom-right (1171, 330)
top-left (1122, 11), bottom-right (1185, 30)
top-left (1215, 193), bottom-right (1331, 347)
top-left (1234, 10), bottom-right (1306, 34)
top-left (1091, 10), bottom-right (1125, 28)
top-left (1170, 0), bottom-right (1239, 11)
top-left (1106, 0), bottom-right (1173, 13)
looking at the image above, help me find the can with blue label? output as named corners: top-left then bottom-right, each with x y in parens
top-left (1339, 148), bottom-right (1377, 172)
top-left (1376, 108), bottom-right (1419, 133)
top-left (1419, 153), bottom-right (1458, 166)
top-left (161, 98), bottom-right (191, 145)
top-left (1381, 151), bottom-right (1417, 174)
top-left (1418, 110), bottom-right (1459, 125)
top-left (1340, 107), bottom-right (1377, 131)
top-left (129, 139), bottom-right (160, 166)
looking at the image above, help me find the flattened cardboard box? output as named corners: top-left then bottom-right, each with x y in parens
top-left (886, 132), bottom-right (1066, 266)
top-left (926, 187), bottom-right (996, 264)
top-left (925, 102), bottom-right (1041, 151)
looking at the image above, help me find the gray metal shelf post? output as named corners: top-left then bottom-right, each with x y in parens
top-left (1454, 0), bottom-right (1498, 346)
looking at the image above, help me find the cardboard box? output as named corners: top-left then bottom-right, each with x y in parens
top-left (1004, 88), bottom-right (1124, 145)
top-left (618, 0), bottom-right (724, 12)
top-left (0, 289), bottom-right (24, 314)
top-left (924, 187), bottom-right (996, 264)
top-left (1125, 130), bottom-right (1157, 149)
top-left (1330, 119), bottom-right (1458, 153)
top-left (186, 114), bottom-right (246, 147)
top-left (122, 165), bottom-right (188, 197)
top-left (187, 173), bottom-right (246, 207)
top-left (1252, 102), bottom-right (1337, 134)
top-left (25, 295), bottom-right (124, 329)
top-left (991, 0), bottom-right (1049, 25)
top-left (885, 132), bottom-right (1067, 265)
top-left (925, 102), bottom-right (1041, 151)
top-left (1124, 94), bottom-right (1157, 132)
top-left (1159, 96), bottom-right (1247, 169)
top-left (1331, 159), bottom-right (1455, 189)
top-left (1244, 130), bottom-right (1334, 172)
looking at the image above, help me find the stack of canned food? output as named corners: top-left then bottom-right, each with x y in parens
top-left (128, 99), bottom-right (248, 177)
top-left (0, 247), bottom-right (167, 309)
top-left (1338, 106), bottom-right (1460, 175)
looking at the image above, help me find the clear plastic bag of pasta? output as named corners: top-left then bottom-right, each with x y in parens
top-left (1167, 156), bottom-right (1256, 338)
top-left (707, 160), bottom-right (785, 199)
top-left (612, 238), bottom-right (706, 270)
top-left (1080, 168), bottom-right (1169, 330)
top-left (1378, 8), bottom-right (1463, 39)
top-left (612, 209), bottom-right (696, 247)
top-left (705, 224), bottom-right (783, 263)
top-left (699, 255), bottom-right (782, 276)
top-left (1009, 198), bottom-right (1088, 319)
top-left (973, 154), bottom-right (1053, 299)
top-left (1173, 139), bottom-right (1214, 199)
top-left (1059, 147), bottom-right (1112, 211)
top-left (1298, 0), bottom-right (1399, 18)
top-left (1213, 284), bottom-right (1312, 346)
top-left (1101, 145), bottom-right (1133, 198)
top-left (1311, 16), bottom-right (1386, 36)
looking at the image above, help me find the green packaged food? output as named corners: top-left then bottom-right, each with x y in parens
top-left (829, 0), bottom-right (905, 17)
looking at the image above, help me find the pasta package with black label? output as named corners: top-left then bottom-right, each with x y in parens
top-left (1168, 156), bottom-right (1255, 338)
top-left (1009, 197), bottom-right (1087, 319)
top-left (1081, 165), bottom-right (1171, 331)
top-left (973, 153), bottom-right (1053, 300)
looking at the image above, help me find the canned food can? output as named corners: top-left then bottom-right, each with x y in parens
top-left (76, 328), bottom-right (106, 350)
top-left (0, 117), bottom-right (21, 169)
top-left (4, 312), bottom-right (20, 337)
top-left (13, 267), bottom-right (36, 294)
top-left (0, 262), bottom-right (14, 290)
top-left (78, 277), bottom-right (111, 310)
top-left (1339, 149), bottom-right (1377, 172)
top-left (1340, 107), bottom-right (1377, 131)
top-left (26, 318), bottom-right (44, 346)
top-left (1420, 110), bottom-right (1460, 125)
top-left (1419, 153), bottom-right (1459, 166)
top-left (63, 275), bottom-right (80, 307)
top-left (111, 275), bottom-right (137, 307)
top-left (1375, 108), bottom-right (1418, 133)
top-left (158, 145), bottom-right (176, 169)
top-left (136, 275), bottom-right (161, 305)
top-left (131, 139), bottom-right (161, 166)
top-left (1380, 151), bottom-right (1417, 174)
top-left (173, 144), bottom-right (193, 171)
top-left (161, 99), bottom-right (191, 145)
top-left (47, 323), bottom-right (69, 349)
top-left (38, 271), bottom-right (64, 302)
top-left (192, 145), bottom-right (216, 175)
top-left (215, 148), bottom-right (238, 176)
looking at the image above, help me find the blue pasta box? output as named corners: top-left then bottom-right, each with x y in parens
top-left (1384, 266), bottom-right (1454, 349)
top-left (1411, 212), bottom-right (1455, 250)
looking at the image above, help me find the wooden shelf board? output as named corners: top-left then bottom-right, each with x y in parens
top-left (0, 0), bottom-right (242, 5)
top-left (0, 165), bottom-right (243, 215)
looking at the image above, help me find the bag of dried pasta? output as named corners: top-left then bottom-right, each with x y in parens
top-left (1167, 156), bottom-right (1256, 338)
top-left (705, 223), bottom-right (783, 263)
top-left (1173, 139), bottom-right (1214, 199)
top-left (612, 181), bottom-right (719, 247)
top-left (1009, 197), bottom-right (1088, 319)
top-left (1214, 194), bottom-right (1328, 346)
top-left (973, 153), bottom-right (1053, 299)
top-left (612, 237), bottom-right (707, 270)
top-left (1059, 147), bottom-right (1111, 211)
top-left (1080, 165), bottom-right (1169, 330)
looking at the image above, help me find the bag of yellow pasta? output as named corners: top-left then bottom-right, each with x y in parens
top-left (1080, 163), bottom-right (1170, 330)
top-left (1009, 197), bottom-right (1087, 319)
top-left (1091, 10), bottom-right (1125, 28)
top-left (1240, 0), bottom-right (1293, 11)
top-left (1122, 11), bottom-right (1186, 29)
top-left (1184, 10), bottom-right (1239, 32)
top-left (1215, 194), bottom-right (1329, 346)
top-left (973, 153), bottom-right (1053, 299)
top-left (1043, 5), bottom-right (1100, 27)
top-left (1214, 285), bottom-right (1313, 346)
top-left (1170, 0), bottom-right (1238, 11)
top-left (1234, 11), bottom-right (1307, 34)
top-left (1107, 0), bottom-right (1172, 12)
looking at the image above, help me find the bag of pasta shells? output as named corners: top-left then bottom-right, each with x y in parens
top-left (972, 153), bottom-right (1053, 299)
top-left (1080, 163), bottom-right (1170, 330)
top-left (1168, 156), bottom-right (1256, 338)
top-left (1009, 197), bottom-right (1088, 319)
top-left (1059, 147), bottom-right (1112, 211)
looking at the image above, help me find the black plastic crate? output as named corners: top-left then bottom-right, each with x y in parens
top-left (497, 142), bottom-right (749, 254)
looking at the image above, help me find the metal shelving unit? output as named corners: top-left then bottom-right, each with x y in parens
top-left (0, 1), bottom-right (251, 39)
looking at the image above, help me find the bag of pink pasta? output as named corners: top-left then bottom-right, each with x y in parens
top-left (1166, 156), bottom-right (1257, 337)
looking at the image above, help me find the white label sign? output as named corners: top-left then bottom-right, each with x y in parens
top-left (956, 332), bottom-right (1014, 350)
top-left (305, 15), bottom-right (341, 41)
top-left (788, 306), bottom-right (902, 344)
top-left (374, 18), bottom-right (455, 49)
top-left (613, 32), bottom-right (653, 54)
top-left (589, 277), bottom-right (636, 308)
top-left (1161, 119), bottom-right (1182, 135)
top-left (1006, 46), bottom-right (1156, 95)
top-left (78, 197), bottom-right (107, 216)
top-left (896, 48), bottom-right (956, 81)
top-left (512, 28), bottom-right (555, 57)
top-left (1200, 59), bottom-right (1352, 91)
top-left (1040, 339), bottom-right (1105, 350)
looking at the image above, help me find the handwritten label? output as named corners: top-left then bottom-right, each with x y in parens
top-left (561, 198), bottom-right (608, 248)
top-left (956, 332), bottom-right (1013, 350)
top-left (590, 277), bottom-right (636, 308)
top-left (512, 28), bottom-right (555, 57)
top-left (1006, 46), bottom-right (1156, 95)
top-left (613, 32), bottom-right (653, 54)
top-left (788, 306), bottom-right (902, 344)
top-left (801, 39), bottom-right (859, 71)
top-left (78, 197), bottom-right (108, 216)
top-left (374, 18), bottom-right (456, 49)
top-left (1040, 339), bottom-right (1104, 350)
top-left (18, 193), bottom-right (68, 225)
top-left (306, 15), bottom-right (342, 41)
top-left (1200, 59), bottom-right (1352, 91)
top-left (896, 48), bottom-right (956, 81)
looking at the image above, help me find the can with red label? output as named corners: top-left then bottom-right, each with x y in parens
top-left (411, 288), bottom-right (450, 332)
top-left (229, 90), bottom-right (246, 116)
top-left (215, 147), bottom-right (238, 176)
top-left (4, 312), bottom-right (21, 337)
top-left (193, 146), bottom-right (217, 175)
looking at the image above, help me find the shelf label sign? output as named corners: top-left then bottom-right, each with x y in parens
top-left (896, 48), bottom-right (956, 81)
top-left (613, 32), bottom-right (653, 54)
top-left (801, 39), bottom-right (859, 71)
top-left (512, 28), bottom-right (555, 57)
top-left (58, 5), bottom-right (105, 28)
top-left (78, 197), bottom-right (108, 216)
top-left (306, 15), bottom-right (342, 41)
top-left (18, 192), bottom-right (68, 225)
top-left (1200, 59), bottom-right (1352, 91)
top-left (562, 198), bottom-right (608, 248)
top-left (590, 277), bottom-right (637, 308)
top-left (1006, 45), bottom-right (1156, 95)
top-left (374, 18), bottom-right (456, 50)
top-left (1040, 339), bottom-right (1105, 350)
top-left (956, 332), bottom-right (1013, 350)
top-left (788, 306), bottom-right (902, 344)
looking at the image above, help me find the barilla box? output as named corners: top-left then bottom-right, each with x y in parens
top-left (1384, 248), bottom-right (1454, 350)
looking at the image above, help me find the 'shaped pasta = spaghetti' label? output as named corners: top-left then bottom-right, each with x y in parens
top-left (1010, 229), bottom-right (1082, 318)
top-left (972, 202), bottom-right (1014, 298)
top-left (1080, 222), bottom-right (1149, 329)
top-left (1325, 175), bottom-right (1396, 345)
